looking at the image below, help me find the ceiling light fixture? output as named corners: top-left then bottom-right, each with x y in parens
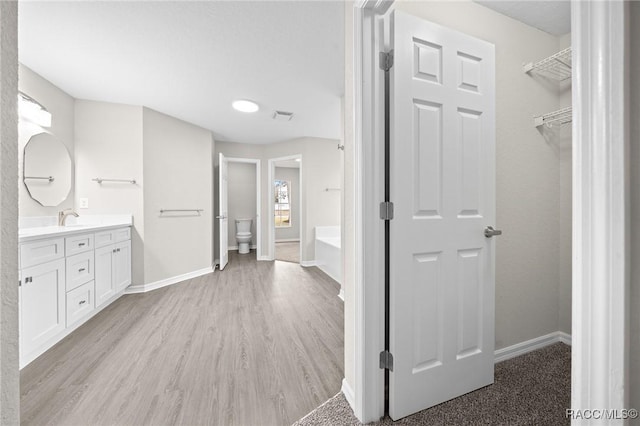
top-left (232, 99), bottom-right (259, 113)
top-left (18, 92), bottom-right (52, 128)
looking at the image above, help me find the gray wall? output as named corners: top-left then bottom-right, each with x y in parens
top-left (0, 2), bottom-right (19, 423)
top-left (227, 161), bottom-right (257, 248)
top-left (19, 64), bottom-right (75, 216)
top-left (275, 166), bottom-right (300, 241)
top-left (142, 107), bottom-right (213, 283)
top-left (75, 101), bottom-right (214, 286)
top-left (630, 0), bottom-right (640, 418)
top-left (74, 101), bottom-right (145, 284)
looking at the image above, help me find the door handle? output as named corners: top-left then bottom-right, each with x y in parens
top-left (484, 226), bottom-right (502, 238)
top-left (215, 215), bottom-right (227, 219)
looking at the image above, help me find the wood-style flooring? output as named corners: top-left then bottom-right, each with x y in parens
top-left (274, 242), bottom-right (300, 264)
top-left (20, 251), bottom-right (344, 426)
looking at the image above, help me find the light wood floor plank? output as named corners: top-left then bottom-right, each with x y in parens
top-left (21, 251), bottom-right (344, 426)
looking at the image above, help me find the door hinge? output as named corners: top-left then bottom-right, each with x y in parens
top-left (379, 50), bottom-right (394, 71)
top-left (380, 201), bottom-right (394, 221)
top-left (380, 350), bottom-right (394, 371)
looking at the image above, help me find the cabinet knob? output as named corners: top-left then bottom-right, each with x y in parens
top-left (79, 268), bottom-right (86, 272)
top-left (79, 300), bottom-right (86, 305)
top-left (78, 243), bottom-right (85, 247)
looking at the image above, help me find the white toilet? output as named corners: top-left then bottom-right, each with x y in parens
top-left (235, 218), bottom-right (253, 254)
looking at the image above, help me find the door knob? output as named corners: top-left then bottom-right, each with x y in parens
top-left (484, 226), bottom-right (502, 238)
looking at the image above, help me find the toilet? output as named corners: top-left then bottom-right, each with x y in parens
top-left (235, 218), bottom-right (253, 254)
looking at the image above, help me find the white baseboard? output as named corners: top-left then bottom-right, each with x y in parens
top-left (558, 331), bottom-right (572, 345)
top-left (338, 287), bottom-right (344, 301)
top-left (275, 238), bottom-right (300, 243)
top-left (300, 260), bottom-right (317, 267)
top-left (125, 266), bottom-right (214, 294)
top-left (228, 244), bottom-right (257, 251)
top-left (494, 331), bottom-right (572, 363)
top-left (257, 255), bottom-right (272, 261)
top-left (341, 378), bottom-right (356, 412)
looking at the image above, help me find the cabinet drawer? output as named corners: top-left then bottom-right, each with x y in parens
top-left (66, 251), bottom-right (95, 291)
top-left (66, 280), bottom-right (95, 327)
top-left (94, 230), bottom-right (115, 248)
top-left (65, 233), bottom-right (94, 256)
top-left (20, 238), bottom-right (65, 269)
top-left (95, 227), bottom-right (130, 248)
top-left (113, 227), bottom-right (131, 243)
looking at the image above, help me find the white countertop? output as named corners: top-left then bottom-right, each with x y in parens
top-left (19, 215), bottom-right (132, 243)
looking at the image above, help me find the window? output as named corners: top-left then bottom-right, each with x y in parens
top-left (274, 180), bottom-right (291, 228)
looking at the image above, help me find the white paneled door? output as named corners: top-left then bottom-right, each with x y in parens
top-left (218, 153), bottom-right (229, 270)
top-left (389, 10), bottom-right (497, 420)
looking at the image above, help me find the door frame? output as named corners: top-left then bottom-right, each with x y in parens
top-left (267, 154), bottom-right (303, 262)
top-left (352, 0), bottom-right (392, 422)
top-left (225, 157), bottom-right (262, 260)
top-left (352, 0), bottom-right (632, 423)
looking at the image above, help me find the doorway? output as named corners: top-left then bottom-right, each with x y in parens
top-left (217, 156), bottom-right (261, 269)
top-left (268, 154), bottom-right (302, 263)
top-left (273, 161), bottom-right (301, 263)
top-left (348, 0), bottom-right (587, 423)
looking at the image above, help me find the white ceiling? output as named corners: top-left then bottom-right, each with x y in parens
top-left (18, 1), bottom-right (345, 145)
top-left (475, 1), bottom-right (571, 36)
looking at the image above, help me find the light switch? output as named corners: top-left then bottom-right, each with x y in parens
top-left (79, 198), bottom-right (89, 209)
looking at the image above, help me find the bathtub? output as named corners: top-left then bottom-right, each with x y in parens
top-left (315, 226), bottom-right (342, 286)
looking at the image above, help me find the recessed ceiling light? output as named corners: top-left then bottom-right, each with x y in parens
top-left (232, 99), bottom-right (259, 113)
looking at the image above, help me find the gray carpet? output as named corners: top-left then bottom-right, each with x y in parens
top-left (294, 342), bottom-right (571, 425)
top-left (276, 241), bottom-right (300, 263)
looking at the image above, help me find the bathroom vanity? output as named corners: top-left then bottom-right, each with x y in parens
top-left (19, 218), bottom-right (132, 368)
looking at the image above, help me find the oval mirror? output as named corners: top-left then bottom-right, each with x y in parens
top-left (23, 133), bottom-right (72, 207)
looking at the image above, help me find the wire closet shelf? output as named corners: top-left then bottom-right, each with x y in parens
top-left (534, 106), bottom-right (573, 128)
top-left (523, 47), bottom-right (572, 81)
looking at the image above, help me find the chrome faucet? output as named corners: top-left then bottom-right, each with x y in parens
top-left (58, 209), bottom-right (79, 226)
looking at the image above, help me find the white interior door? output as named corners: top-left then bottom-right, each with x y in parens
top-left (389, 10), bottom-right (496, 420)
top-left (218, 153), bottom-right (229, 270)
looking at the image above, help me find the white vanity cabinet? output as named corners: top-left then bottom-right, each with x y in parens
top-left (19, 225), bottom-right (131, 368)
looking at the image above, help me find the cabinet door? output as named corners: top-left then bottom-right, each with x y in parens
top-left (21, 258), bottom-right (66, 357)
top-left (113, 240), bottom-right (131, 291)
top-left (95, 245), bottom-right (115, 309)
